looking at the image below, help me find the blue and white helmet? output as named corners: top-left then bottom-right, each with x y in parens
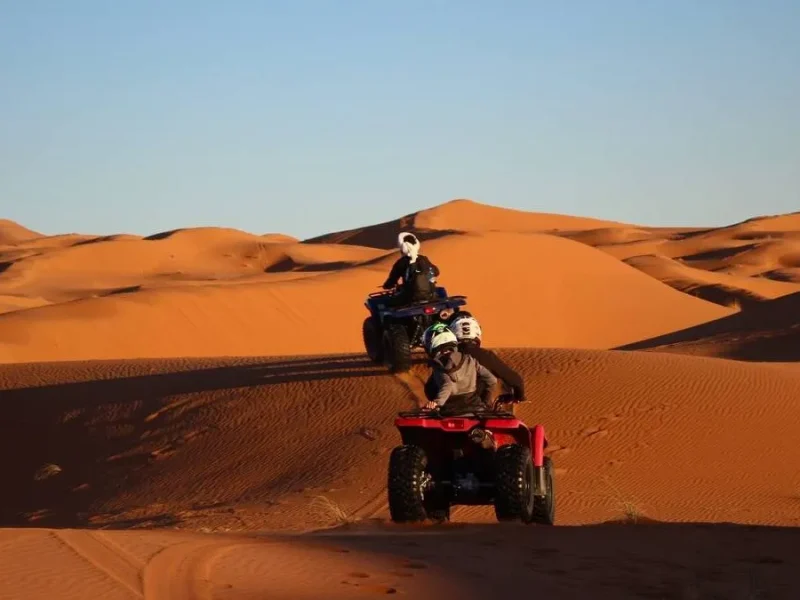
top-left (422, 322), bottom-right (458, 356)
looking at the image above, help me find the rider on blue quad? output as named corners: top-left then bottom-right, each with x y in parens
top-left (382, 232), bottom-right (440, 306)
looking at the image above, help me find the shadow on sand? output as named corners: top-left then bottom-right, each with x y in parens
top-left (293, 519), bottom-right (800, 598)
top-left (617, 291), bottom-right (800, 362)
top-left (0, 354), bottom-right (396, 527)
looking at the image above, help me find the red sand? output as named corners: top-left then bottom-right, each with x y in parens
top-left (1, 200), bottom-right (800, 598)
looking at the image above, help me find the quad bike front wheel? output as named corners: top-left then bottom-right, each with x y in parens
top-left (382, 324), bottom-right (412, 373)
top-left (493, 444), bottom-right (536, 523)
top-left (388, 445), bottom-right (429, 523)
top-left (532, 456), bottom-right (555, 525)
top-left (362, 316), bottom-right (383, 363)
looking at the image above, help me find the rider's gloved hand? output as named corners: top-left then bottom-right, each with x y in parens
top-left (424, 401), bottom-right (438, 410)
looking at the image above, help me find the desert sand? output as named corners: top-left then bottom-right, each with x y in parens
top-left (2, 199), bottom-right (800, 599)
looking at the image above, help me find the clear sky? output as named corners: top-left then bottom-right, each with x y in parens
top-left (1, 1), bottom-right (798, 240)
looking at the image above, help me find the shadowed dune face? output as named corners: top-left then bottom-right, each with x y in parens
top-left (3, 348), bottom-right (800, 532)
top-left (618, 290), bottom-right (800, 361)
top-left (0, 522), bottom-right (798, 599)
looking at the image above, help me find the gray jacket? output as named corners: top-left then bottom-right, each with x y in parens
top-left (429, 349), bottom-right (497, 407)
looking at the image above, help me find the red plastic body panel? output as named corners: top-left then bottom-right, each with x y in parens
top-left (531, 424), bottom-right (545, 467)
top-left (395, 415), bottom-right (548, 459)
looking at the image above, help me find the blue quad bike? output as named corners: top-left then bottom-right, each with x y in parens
top-left (362, 286), bottom-right (468, 373)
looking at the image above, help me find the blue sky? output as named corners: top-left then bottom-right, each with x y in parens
top-left (1, 1), bottom-right (798, 239)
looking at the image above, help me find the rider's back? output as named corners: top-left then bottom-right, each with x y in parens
top-left (460, 343), bottom-right (525, 400)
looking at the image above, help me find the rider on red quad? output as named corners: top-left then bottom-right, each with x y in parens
top-left (447, 312), bottom-right (525, 402)
top-left (382, 232), bottom-right (440, 305)
top-left (422, 323), bottom-right (497, 415)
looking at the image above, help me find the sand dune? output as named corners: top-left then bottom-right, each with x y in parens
top-left (3, 347), bottom-right (800, 597)
top-left (0, 294), bottom-right (51, 315)
top-left (0, 231), bottom-right (732, 362)
top-left (622, 253), bottom-right (800, 307)
top-left (0, 219), bottom-right (41, 245)
top-left (619, 290), bottom-right (800, 361)
top-left (4, 348), bottom-right (800, 530)
top-left (307, 198), bottom-right (629, 248)
top-left (3, 200), bottom-right (800, 598)
top-left (0, 226), bottom-right (384, 305)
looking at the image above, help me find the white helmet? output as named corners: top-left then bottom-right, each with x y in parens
top-left (397, 231), bottom-right (421, 261)
top-left (449, 314), bottom-right (482, 344)
top-left (422, 323), bottom-right (458, 356)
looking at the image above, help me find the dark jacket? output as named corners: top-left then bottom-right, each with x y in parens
top-left (382, 254), bottom-right (439, 291)
top-left (460, 343), bottom-right (525, 400)
top-left (426, 349), bottom-right (497, 412)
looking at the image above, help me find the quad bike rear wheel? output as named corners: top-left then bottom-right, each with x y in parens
top-left (493, 444), bottom-right (536, 523)
top-left (532, 456), bottom-right (555, 525)
top-left (388, 445), bottom-right (429, 523)
top-left (382, 323), bottom-right (412, 373)
top-left (362, 316), bottom-right (383, 363)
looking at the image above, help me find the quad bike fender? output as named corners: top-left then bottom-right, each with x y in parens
top-left (530, 424), bottom-right (547, 468)
top-left (395, 417), bottom-right (532, 449)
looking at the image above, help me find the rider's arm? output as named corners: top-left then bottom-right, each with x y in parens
top-left (476, 362), bottom-right (498, 405)
top-left (476, 347), bottom-right (525, 400)
top-left (382, 258), bottom-right (406, 289)
top-left (430, 371), bottom-right (454, 406)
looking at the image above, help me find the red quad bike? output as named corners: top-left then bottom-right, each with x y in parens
top-left (387, 395), bottom-right (555, 525)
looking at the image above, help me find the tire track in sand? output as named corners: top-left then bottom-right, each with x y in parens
top-left (348, 369), bottom-right (428, 522)
top-left (54, 530), bottom-right (267, 600)
top-left (52, 530), bottom-right (143, 598)
top-left (142, 538), bottom-right (259, 600)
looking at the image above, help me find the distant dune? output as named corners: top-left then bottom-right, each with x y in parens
top-left (0, 219), bottom-right (42, 245)
top-left (305, 198), bottom-right (630, 249)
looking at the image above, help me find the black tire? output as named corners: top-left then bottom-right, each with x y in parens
top-left (493, 444), bottom-right (536, 523)
top-left (532, 456), bottom-right (555, 525)
top-left (388, 445), bottom-right (429, 523)
top-left (362, 316), bottom-right (383, 363)
top-left (382, 324), bottom-right (412, 373)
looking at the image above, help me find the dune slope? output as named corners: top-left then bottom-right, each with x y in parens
top-left (0, 219), bottom-right (42, 245)
top-left (0, 232), bottom-right (732, 362)
top-left (619, 290), bottom-right (800, 361)
top-left (2, 204), bottom-right (800, 599)
top-left (622, 254), bottom-right (800, 308)
top-left (0, 227), bottom-right (385, 304)
top-left (3, 347), bottom-right (800, 531)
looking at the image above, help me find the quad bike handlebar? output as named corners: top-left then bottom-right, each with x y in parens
top-left (493, 393), bottom-right (518, 409)
top-left (420, 393), bottom-right (518, 414)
